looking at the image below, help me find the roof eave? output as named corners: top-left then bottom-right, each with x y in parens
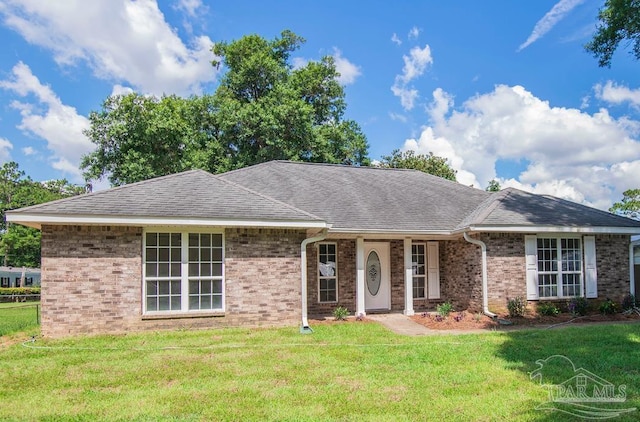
top-left (463, 225), bottom-right (640, 235)
top-left (5, 213), bottom-right (328, 230)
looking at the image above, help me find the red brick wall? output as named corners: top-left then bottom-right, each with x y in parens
top-left (40, 225), bottom-right (306, 338)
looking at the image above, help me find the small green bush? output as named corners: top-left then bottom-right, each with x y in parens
top-left (566, 297), bottom-right (589, 316)
top-left (436, 302), bottom-right (454, 319)
top-left (332, 306), bottom-right (349, 321)
top-left (599, 299), bottom-right (618, 315)
top-left (537, 302), bottom-right (560, 316)
top-left (507, 296), bottom-right (526, 317)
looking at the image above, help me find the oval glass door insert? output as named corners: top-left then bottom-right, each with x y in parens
top-left (366, 250), bottom-right (381, 296)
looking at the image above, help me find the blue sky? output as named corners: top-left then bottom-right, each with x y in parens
top-left (1, 0), bottom-right (639, 210)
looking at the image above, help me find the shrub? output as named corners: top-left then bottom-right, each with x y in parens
top-left (622, 294), bottom-right (636, 311)
top-left (436, 302), bottom-right (454, 319)
top-left (599, 299), bottom-right (618, 315)
top-left (453, 312), bottom-right (465, 322)
top-left (507, 296), bottom-right (526, 317)
top-left (537, 302), bottom-right (560, 316)
top-left (0, 287), bottom-right (41, 296)
top-left (332, 306), bottom-right (349, 321)
top-left (566, 297), bottom-right (589, 316)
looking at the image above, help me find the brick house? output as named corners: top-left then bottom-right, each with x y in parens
top-left (6, 161), bottom-right (640, 337)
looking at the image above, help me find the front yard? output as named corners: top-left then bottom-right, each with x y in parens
top-left (0, 321), bottom-right (638, 421)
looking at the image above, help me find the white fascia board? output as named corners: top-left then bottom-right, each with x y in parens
top-left (327, 228), bottom-right (454, 238)
top-left (465, 225), bottom-right (640, 235)
top-left (5, 213), bottom-right (328, 230)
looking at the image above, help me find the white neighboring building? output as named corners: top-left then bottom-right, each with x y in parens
top-left (0, 266), bottom-right (41, 288)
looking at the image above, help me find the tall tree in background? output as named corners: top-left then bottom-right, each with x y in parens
top-left (377, 149), bottom-right (457, 181)
top-left (81, 30), bottom-right (369, 186)
top-left (609, 188), bottom-right (640, 220)
top-left (0, 162), bottom-right (84, 267)
top-left (585, 0), bottom-right (640, 67)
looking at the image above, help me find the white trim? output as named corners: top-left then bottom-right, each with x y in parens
top-left (410, 242), bottom-right (427, 300)
top-left (403, 238), bottom-right (414, 316)
top-left (356, 237), bottom-right (366, 316)
top-left (6, 213), bottom-right (328, 230)
top-left (466, 225), bottom-right (640, 235)
top-left (317, 242), bottom-right (338, 304)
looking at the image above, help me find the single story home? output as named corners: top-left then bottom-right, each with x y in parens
top-left (0, 266), bottom-right (41, 288)
top-left (6, 160), bottom-right (640, 337)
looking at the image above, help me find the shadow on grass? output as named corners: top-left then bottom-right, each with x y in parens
top-left (496, 322), bottom-right (640, 421)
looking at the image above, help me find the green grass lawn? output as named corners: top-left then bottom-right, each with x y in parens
top-left (0, 301), bottom-right (40, 337)
top-left (0, 321), bottom-right (638, 421)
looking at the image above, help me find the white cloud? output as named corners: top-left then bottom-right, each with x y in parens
top-left (0, 62), bottom-right (92, 180)
top-left (403, 84), bottom-right (640, 209)
top-left (408, 26), bottom-right (420, 40)
top-left (391, 44), bottom-right (433, 111)
top-left (391, 33), bottom-right (402, 45)
top-left (595, 80), bottom-right (640, 107)
top-left (517, 0), bottom-right (585, 52)
top-left (0, 0), bottom-right (216, 96)
top-left (0, 138), bottom-right (13, 163)
top-left (389, 112), bottom-right (408, 123)
top-left (332, 48), bottom-right (361, 85)
top-left (111, 84), bottom-right (135, 97)
top-left (174, 0), bottom-right (205, 17)
top-left (21, 146), bottom-right (35, 156)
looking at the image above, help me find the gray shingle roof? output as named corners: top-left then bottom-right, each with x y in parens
top-left (7, 169), bottom-right (323, 223)
top-left (220, 161), bottom-right (490, 232)
top-left (8, 161), bottom-right (640, 234)
top-left (462, 187), bottom-right (640, 229)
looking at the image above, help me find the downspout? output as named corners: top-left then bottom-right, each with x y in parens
top-left (300, 229), bottom-right (328, 333)
top-left (463, 232), bottom-right (497, 318)
top-left (630, 241), bottom-right (637, 297)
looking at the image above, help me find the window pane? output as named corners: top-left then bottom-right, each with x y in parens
top-left (212, 248), bottom-right (222, 261)
top-left (189, 263), bottom-right (199, 277)
top-left (201, 295), bottom-right (211, 309)
top-left (201, 248), bottom-right (211, 261)
top-left (158, 263), bottom-right (169, 277)
top-left (146, 233), bottom-right (157, 246)
top-left (171, 280), bottom-right (181, 293)
top-left (200, 263), bottom-right (211, 277)
top-left (147, 297), bottom-right (157, 312)
top-left (159, 280), bottom-right (170, 295)
top-left (212, 295), bottom-right (222, 309)
top-left (189, 247), bottom-right (198, 261)
top-left (159, 248), bottom-right (169, 262)
top-left (171, 233), bottom-right (181, 246)
top-left (146, 263), bottom-right (157, 277)
top-left (201, 281), bottom-right (212, 294)
top-left (170, 263), bottom-right (181, 277)
top-left (147, 281), bottom-right (158, 295)
top-left (201, 234), bottom-right (211, 247)
top-left (212, 235), bottom-right (222, 248)
top-left (189, 296), bottom-right (199, 310)
top-left (158, 296), bottom-right (170, 311)
top-left (213, 280), bottom-right (222, 294)
top-left (212, 263), bottom-right (222, 276)
top-left (189, 281), bottom-right (199, 294)
top-left (146, 248), bottom-right (157, 262)
top-left (170, 295), bottom-right (181, 310)
top-left (159, 233), bottom-right (170, 246)
top-left (171, 247), bottom-right (181, 261)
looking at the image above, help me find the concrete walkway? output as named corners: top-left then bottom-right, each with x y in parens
top-left (366, 313), bottom-right (493, 336)
top-left (366, 313), bottom-right (433, 336)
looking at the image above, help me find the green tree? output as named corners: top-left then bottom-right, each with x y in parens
top-left (377, 149), bottom-right (457, 181)
top-left (585, 0), bottom-right (640, 67)
top-left (609, 188), bottom-right (640, 220)
top-left (81, 30), bottom-right (369, 186)
top-left (81, 94), bottom-right (224, 186)
top-left (486, 179), bottom-right (501, 192)
top-left (0, 161), bottom-right (84, 267)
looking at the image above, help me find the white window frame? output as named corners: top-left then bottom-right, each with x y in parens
top-left (317, 242), bottom-right (338, 303)
top-left (412, 243), bottom-right (427, 299)
top-left (535, 236), bottom-right (584, 299)
top-left (142, 228), bottom-right (225, 315)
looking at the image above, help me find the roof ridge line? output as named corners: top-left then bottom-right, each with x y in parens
top-left (211, 174), bottom-right (325, 222)
top-left (466, 188), bottom-right (513, 226)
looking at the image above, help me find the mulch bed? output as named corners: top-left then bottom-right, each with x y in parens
top-left (410, 309), bottom-right (640, 330)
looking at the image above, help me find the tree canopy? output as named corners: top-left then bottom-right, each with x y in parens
top-left (0, 161), bottom-right (84, 267)
top-left (486, 179), bottom-right (501, 192)
top-left (609, 188), bottom-right (640, 220)
top-left (585, 0), bottom-right (640, 67)
top-left (81, 30), bottom-right (369, 186)
top-left (377, 149), bottom-right (457, 181)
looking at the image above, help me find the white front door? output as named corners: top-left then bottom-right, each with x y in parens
top-left (364, 242), bottom-right (390, 311)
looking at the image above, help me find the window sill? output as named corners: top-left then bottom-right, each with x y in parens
top-left (142, 311), bottom-right (225, 320)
